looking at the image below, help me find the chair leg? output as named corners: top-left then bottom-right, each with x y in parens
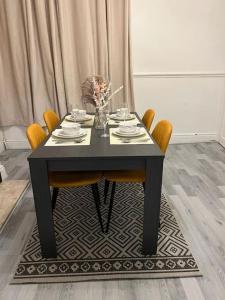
top-left (104, 179), bottom-right (110, 204)
top-left (91, 184), bottom-right (104, 233)
top-left (52, 187), bottom-right (59, 210)
top-left (106, 181), bottom-right (116, 233)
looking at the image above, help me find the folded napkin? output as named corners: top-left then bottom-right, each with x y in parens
top-left (45, 128), bottom-right (91, 146)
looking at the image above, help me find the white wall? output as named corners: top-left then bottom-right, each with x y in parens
top-left (134, 76), bottom-right (225, 143)
top-left (131, 0), bottom-right (225, 143)
top-left (0, 126), bottom-right (29, 152)
top-left (3, 126), bottom-right (29, 149)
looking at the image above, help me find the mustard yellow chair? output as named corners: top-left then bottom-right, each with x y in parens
top-left (142, 109), bottom-right (155, 131)
top-left (103, 108), bottom-right (156, 203)
top-left (43, 110), bottom-right (60, 133)
top-left (26, 123), bottom-right (104, 232)
top-left (104, 120), bottom-right (173, 233)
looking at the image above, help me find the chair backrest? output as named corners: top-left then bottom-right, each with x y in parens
top-left (142, 109), bottom-right (155, 131)
top-left (152, 120), bottom-right (173, 153)
top-left (26, 123), bottom-right (47, 150)
top-left (43, 110), bottom-right (60, 133)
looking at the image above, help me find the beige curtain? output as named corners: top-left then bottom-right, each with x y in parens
top-left (0, 0), bottom-right (134, 126)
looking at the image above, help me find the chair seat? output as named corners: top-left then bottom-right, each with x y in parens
top-left (104, 170), bottom-right (145, 183)
top-left (49, 171), bottom-right (102, 188)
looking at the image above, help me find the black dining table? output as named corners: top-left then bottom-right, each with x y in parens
top-left (28, 112), bottom-right (164, 258)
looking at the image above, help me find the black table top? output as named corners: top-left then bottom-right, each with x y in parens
top-left (28, 112), bottom-right (164, 160)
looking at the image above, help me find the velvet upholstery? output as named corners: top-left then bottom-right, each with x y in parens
top-left (142, 109), bottom-right (155, 131)
top-left (43, 110), bottom-right (60, 133)
top-left (26, 123), bottom-right (46, 150)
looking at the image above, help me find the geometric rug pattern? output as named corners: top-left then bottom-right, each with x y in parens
top-left (12, 182), bottom-right (201, 283)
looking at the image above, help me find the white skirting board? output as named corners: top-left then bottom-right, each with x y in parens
top-left (3, 140), bottom-right (30, 150)
top-left (171, 133), bottom-right (217, 144)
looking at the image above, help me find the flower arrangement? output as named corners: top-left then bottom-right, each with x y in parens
top-left (81, 76), bottom-right (123, 109)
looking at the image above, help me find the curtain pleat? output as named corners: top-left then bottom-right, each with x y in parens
top-left (0, 0), bottom-right (134, 126)
top-left (106, 0), bottom-right (134, 111)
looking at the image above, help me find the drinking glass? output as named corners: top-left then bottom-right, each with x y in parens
top-left (121, 110), bottom-right (127, 123)
top-left (120, 107), bottom-right (128, 123)
top-left (100, 110), bottom-right (109, 138)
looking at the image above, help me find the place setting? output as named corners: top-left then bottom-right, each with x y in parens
top-left (110, 122), bottom-right (153, 144)
top-left (45, 122), bottom-right (91, 146)
top-left (62, 108), bottom-right (94, 126)
top-left (108, 107), bottom-right (141, 125)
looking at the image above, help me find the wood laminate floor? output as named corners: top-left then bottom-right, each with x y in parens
top-left (0, 143), bottom-right (224, 300)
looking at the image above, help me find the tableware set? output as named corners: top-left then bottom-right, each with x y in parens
top-left (52, 109), bottom-right (91, 142)
top-left (113, 126), bottom-right (146, 138)
top-left (52, 120), bottom-right (87, 141)
top-left (51, 107), bottom-right (147, 143)
top-left (109, 109), bottom-right (135, 121)
top-left (71, 109), bottom-right (86, 119)
top-left (65, 109), bottom-right (92, 123)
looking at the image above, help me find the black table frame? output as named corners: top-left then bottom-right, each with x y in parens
top-left (28, 113), bottom-right (164, 258)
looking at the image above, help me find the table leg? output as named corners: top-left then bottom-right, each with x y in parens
top-left (143, 157), bottom-right (164, 255)
top-left (29, 159), bottom-right (57, 258)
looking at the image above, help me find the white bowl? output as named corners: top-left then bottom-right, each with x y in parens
top-left (78, 110), bottom-right (86, 118)
top-left (71, 109), bottom-right (87, 120)
top-left (116, 107), bottom-right (129, 118)
top-left (61, 123), bottom-right (81, 135)
top-left (71, 109), bottom-right (79, 119)
top-left (119, 123), bottom-right (137, 133)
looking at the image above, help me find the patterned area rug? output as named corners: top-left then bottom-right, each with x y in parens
top-left (12, 182), bottom-right (201, 283)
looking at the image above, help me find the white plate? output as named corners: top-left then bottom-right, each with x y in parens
top-left (65, 115), bottom-right (92, 122)
top-left (109, 114), bottom-right (135, 121)
top-left (113, 127), bottom-right (146, 137)
top-left (52, 129), bottom-right (87, 139)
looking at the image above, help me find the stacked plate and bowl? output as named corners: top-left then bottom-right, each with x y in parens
top-left (65, 109), bottom-right (92, 123)
top-left (52, 123), bottom-right (87, 139)
top-left (113, 123), bottom-right (146, 138)
top-left (109, 108), bottom-right (135, 121)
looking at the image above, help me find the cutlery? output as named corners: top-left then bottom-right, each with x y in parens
top-left (74, 138), bottom-right (85, 143)
top-left (120, 137), bottom-right (150, 143)
top-left (52, 138), bottom-right (85, 144)
top-left (121, 139), bottom-right (131, 143)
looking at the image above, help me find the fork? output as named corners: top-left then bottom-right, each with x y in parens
top-left (52, 138), bottom-right (85, 144)
top-left (120, 137), bottom-right (149, 143)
